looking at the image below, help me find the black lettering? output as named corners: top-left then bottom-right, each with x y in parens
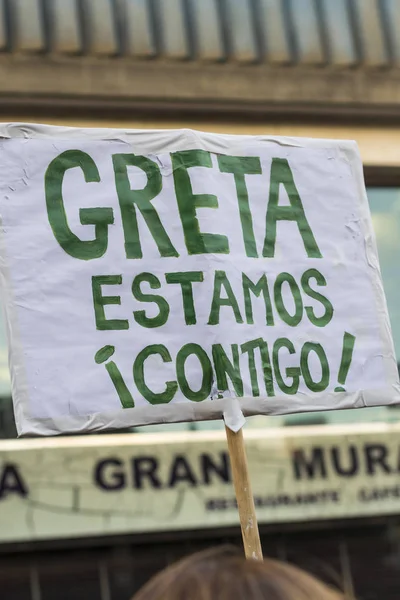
top-left (0, 464), bottom-right (28, 499)
top-left (365, 444), bottom-right (391, 475)
top-left (292, 447), bottom-right (327, 480)
top-left (94, 458), bottom-right (126, 491)
top-left (206, 499), bottom-right (220, 511)
top-left (359, 485), bottom-right (400, 503)
top-left (205, 498), bottom-right (236, 511)
top-left (201, 452), bottom-right (230, 485)
top-left (331, 445), bottom-right (359, 477)
top-left (168, 455), bottom-right (197, 488)
top-left (133, 456), bottom-right (162, 489)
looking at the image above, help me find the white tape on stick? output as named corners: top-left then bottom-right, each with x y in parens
top-left (223, 396), bottom-right (246, 432)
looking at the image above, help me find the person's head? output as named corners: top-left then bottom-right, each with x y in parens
top-left (132, 546), bottom-right (345, 600)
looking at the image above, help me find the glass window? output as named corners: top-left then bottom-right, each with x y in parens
top-left (367, 188), bottom-right (400, 362)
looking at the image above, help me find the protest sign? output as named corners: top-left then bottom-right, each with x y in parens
top-left (0, 124), bottom-right (398, 438)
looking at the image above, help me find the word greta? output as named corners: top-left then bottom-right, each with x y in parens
top-left (91, 268), bottom-right (333, 330)
top-left (45, 150), bottom-right (322, 261)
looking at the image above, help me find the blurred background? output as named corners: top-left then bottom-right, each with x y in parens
top-left (1, 0), bottom-right (400, 599)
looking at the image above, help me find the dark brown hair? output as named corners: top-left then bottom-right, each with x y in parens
top-left (132, 546), bottom-right (345, 600)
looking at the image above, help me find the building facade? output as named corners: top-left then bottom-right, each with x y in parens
top-left (1, 2), bottom-right (400, 599)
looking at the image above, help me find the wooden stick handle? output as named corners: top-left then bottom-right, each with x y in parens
top-left (225, 425), bottom-right (263, 560)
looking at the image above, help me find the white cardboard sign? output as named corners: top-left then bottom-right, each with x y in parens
top-left (0, 124), bottom-right (398, 436)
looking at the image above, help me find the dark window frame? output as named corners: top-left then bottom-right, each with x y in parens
top-left (364, 167), bottom-right (400, 188)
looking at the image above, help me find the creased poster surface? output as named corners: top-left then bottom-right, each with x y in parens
top-left (0, 124), bottom-right (398, 436)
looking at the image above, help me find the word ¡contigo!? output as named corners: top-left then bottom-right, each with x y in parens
top-left (91, 268), bottom-right (333, 331)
